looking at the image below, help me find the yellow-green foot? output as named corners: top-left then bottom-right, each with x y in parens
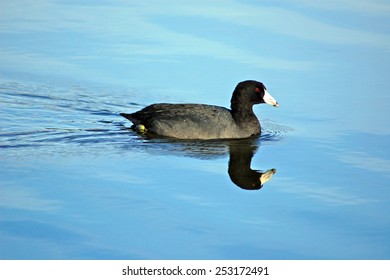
top-left (135, 124), bottom-right (147, 134)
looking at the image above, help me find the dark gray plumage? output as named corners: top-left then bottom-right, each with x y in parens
top-left (120, 80), bottom-right (278, 140)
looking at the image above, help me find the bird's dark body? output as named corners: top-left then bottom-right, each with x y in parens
top-left (120, 80), bottom-right (278, 140)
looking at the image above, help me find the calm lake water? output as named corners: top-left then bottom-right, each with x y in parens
top-left (1, 1), bottom-right (390, 260)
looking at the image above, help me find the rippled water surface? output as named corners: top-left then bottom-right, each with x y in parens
top-left (1, 0), bottom-right (390, 259)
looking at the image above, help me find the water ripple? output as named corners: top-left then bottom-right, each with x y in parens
top-left (1, 81), bottom-right (289, 158)
top-left (260, 119), bottom-right (293, 142)
top-left (0, 81), bottom-right (131, 156)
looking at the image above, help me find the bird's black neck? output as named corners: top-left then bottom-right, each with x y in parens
top-left (231, 99), bottom-right (260, 131)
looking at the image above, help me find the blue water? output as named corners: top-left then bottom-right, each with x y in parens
top-left (1, 1), bottom-right (390, 260)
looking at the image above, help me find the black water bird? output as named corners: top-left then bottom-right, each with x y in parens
top-left (120, 80), bottom-right (278, 140)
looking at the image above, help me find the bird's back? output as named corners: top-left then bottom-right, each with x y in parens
top-left (121, 103), bottom-right (248, 139)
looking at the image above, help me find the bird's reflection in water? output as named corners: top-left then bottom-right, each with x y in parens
top-left (228, 140), bottom-right (276, 190)
top-left (123, 129), bottom-right (277, 190)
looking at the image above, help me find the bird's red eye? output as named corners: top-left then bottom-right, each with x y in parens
top-left (255, 87), bottom-right (260, 93)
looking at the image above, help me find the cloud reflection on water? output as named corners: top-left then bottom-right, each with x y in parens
top-left (337, 151), bottom-right (390, 177)
top-left (2, 0), bottom-right (389, 79)
top-left (1, 184), bottom-right (62, 212)
top-left (275, 177), bottom-right (374, 206)
top-left (1, 0), bottom-right (389, 260)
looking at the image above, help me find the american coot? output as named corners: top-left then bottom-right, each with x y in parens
top-left (120, 80), bottom-right (278, 140)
